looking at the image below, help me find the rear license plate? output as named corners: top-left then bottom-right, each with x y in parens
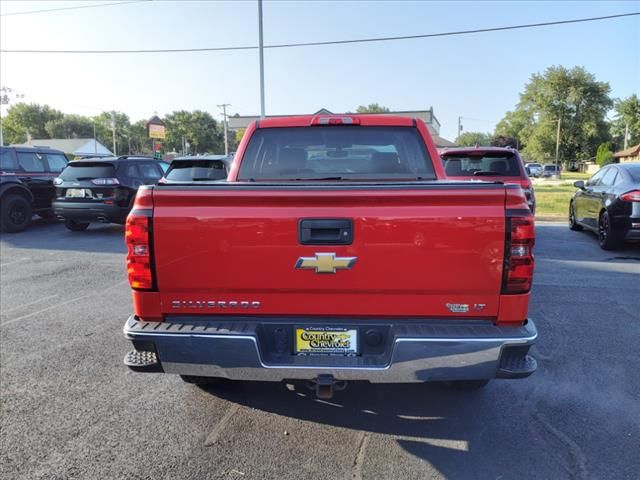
top-left (295, 327), bottom-right (358, 355)
top-left (66, 188), bottom-right (91, 198)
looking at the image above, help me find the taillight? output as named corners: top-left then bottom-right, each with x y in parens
top-left (125, 209), bottom-right (154, 290)
top-left (502, 214), bottom-right (535, 294)
top-left (92, 178), bottom-right (120, 185)
top-left (620, 190), bottom-right (640, 202)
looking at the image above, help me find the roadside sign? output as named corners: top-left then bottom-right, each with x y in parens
top-left (148, 124), bottom-right (166, 139)
top-left (147, 114), bottom-right (166, 139)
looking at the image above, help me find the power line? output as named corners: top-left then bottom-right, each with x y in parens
top-left (1, 11), bottom-right (638, 54)
top-left (0, 0), bottom-right (150, 17)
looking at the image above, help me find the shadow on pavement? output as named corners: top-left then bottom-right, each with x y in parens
top-left (202, 379), bottom-right (532, 478)
top-left (0, 218), bottom-right (126, 254)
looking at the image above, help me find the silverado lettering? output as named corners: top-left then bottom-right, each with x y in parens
top-left (123, 114), bottom-right (538, 397)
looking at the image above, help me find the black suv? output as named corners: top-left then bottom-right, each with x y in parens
top-left (53, 156), bottom-right (168, 231)
top-left (0, 146), bottom-right (69, 232)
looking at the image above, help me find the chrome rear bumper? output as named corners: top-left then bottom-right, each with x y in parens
top-left (123, 316), bottom-right (537, 382)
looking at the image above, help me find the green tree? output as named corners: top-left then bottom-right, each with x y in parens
top-left (595, 142), bottom-right (614, 166)
top-left (231, 127), bottom-right (246, 151)
top-left (455, 131), bottom-right (492, 146)
top-left (356, 103), bottom-right (390, 114)
top-left (2, 103), bottom-right (62, 144)
top-left (494, 109), bottom-right (532, 149)
top-left (128, 119), bottom-right (151, 155)
top-left (45, 114), bottom-right (94, 139)
top-left (164, 110), bottom-right (223, 154)
top-left (495, 66), bottom-right (612, 163)
top-left (93, 111), bottom-right (132, 155)
top-left (610, 94), bottom-right (640, 150)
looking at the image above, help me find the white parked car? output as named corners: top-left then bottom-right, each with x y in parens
top-left (525, 162), bottom-right (543, 177)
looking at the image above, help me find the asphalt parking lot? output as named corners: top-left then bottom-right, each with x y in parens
top-left (1, 219), bottom-right (639, 480)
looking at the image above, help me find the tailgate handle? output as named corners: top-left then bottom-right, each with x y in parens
top-left (299, 219), bottom-right (353, 245)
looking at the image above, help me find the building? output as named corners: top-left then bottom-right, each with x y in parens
top-left (227, 108), bottom-right (455, 147)
top-left (15, 138), bottom-right (113, 158)
top-left (614, 144), bottom-right (640, 164)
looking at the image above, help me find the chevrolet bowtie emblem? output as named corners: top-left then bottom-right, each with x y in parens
top-left (295, 253), bottom-right (357, 274)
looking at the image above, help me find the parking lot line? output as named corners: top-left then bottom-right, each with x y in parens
top-left (204, 403), bottom-right (240, 446)
top-left (0, 281), bottom-right (126, 327)
top-left (0, 294), bottom-right (59, 315)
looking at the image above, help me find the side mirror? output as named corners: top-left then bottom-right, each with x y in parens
top-left (574, 180), bottom-right (585, 189)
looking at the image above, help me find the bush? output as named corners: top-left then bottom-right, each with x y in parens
top-left (595, 143), bottom-right (614, 166)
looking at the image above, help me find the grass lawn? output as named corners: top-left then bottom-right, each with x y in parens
top-left (558, 172), bottom-right (591, 180)
top-left (534, 183), bottom-right (575, 218)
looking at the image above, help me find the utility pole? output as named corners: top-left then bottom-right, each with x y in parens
top-left (554, 116), bottom-right (562, 180)
top-left (93, 123), bottom-right (97, 154)
top-left (111, 111), bottom-right (117, 156)
top-left (624, 122), bottom-right (629, 150)
top-left (457, 116), bottom-right (463, 139)
top-left (217, 103), bottom-right (231, 155)
top-left (258, 0), bottom-right (265, 118)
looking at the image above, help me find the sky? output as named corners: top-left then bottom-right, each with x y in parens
top-left (1, 0), bottom-right (639, 141)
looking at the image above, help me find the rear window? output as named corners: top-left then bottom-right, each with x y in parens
top-left (0, 149), bottom-right (18, 171)
top-left (165, 160), bottom-right (228, 181)
top-left (237, 126), bottom-right (434, 181)
top-left (441, 152), bottom-right (522, 177)
top-left (624, 164), bottom-right (640, 182)
top-left (17, 152), bottom-right (46, 172)
top-left (60, 162), bottom-right (116, 180)
top-left (46, 153), bottom-right (68, 172)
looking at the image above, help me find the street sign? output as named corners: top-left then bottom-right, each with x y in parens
top-left (146, 115), bottom-right (166, 139)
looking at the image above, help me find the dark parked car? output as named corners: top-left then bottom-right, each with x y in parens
top-left (53, 156), bottom-right (169, 231)
top-left (569, 162), bottom-right (640, 249)
top-left (542, 164), bottom-right (561, 177)
top-left (160, 154), bottom-right (231, 183)
top-left (0, 146), bottom-right (69, 232)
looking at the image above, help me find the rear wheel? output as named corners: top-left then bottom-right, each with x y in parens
top-left (180, 375), bottom-right (225, 386)
top-left (64, 218), bottom-right (90, 231)
top-left (569, 202), bottom-right (583, 231)
top-left (598, 211), bottom-right (622, 250)
top-left (442, 380), bottom-right (490, 390)
top-left (0, 194), bottom-right (32, 233)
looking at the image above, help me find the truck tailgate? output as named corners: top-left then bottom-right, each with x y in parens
top-left (151, 185), bottom-right (506, 318)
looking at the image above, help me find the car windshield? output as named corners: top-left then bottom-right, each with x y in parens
top-left (441, 152), bottom-right (521, 176)
top-left (59, 162), bottom-right (116, 180)
top-left (237, 126), bottom-right (435, 181)
top-left (165, 160), bottom-right (228, 181)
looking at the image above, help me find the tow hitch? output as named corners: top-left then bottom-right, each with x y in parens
top-left (306, 374), bottom-right (347, 399)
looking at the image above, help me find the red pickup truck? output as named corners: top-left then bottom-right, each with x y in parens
top-left (123, 114), bottom-right (537, 398)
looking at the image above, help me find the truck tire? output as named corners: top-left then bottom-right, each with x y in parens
top-left (64, 219), bottom-right (90, 231)
top-left (180, 375), bottom-right (224, 386)
top-left (0, 194), bottom-right (32, 233)
top-left (442, 380), bottom-right (490, 390)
